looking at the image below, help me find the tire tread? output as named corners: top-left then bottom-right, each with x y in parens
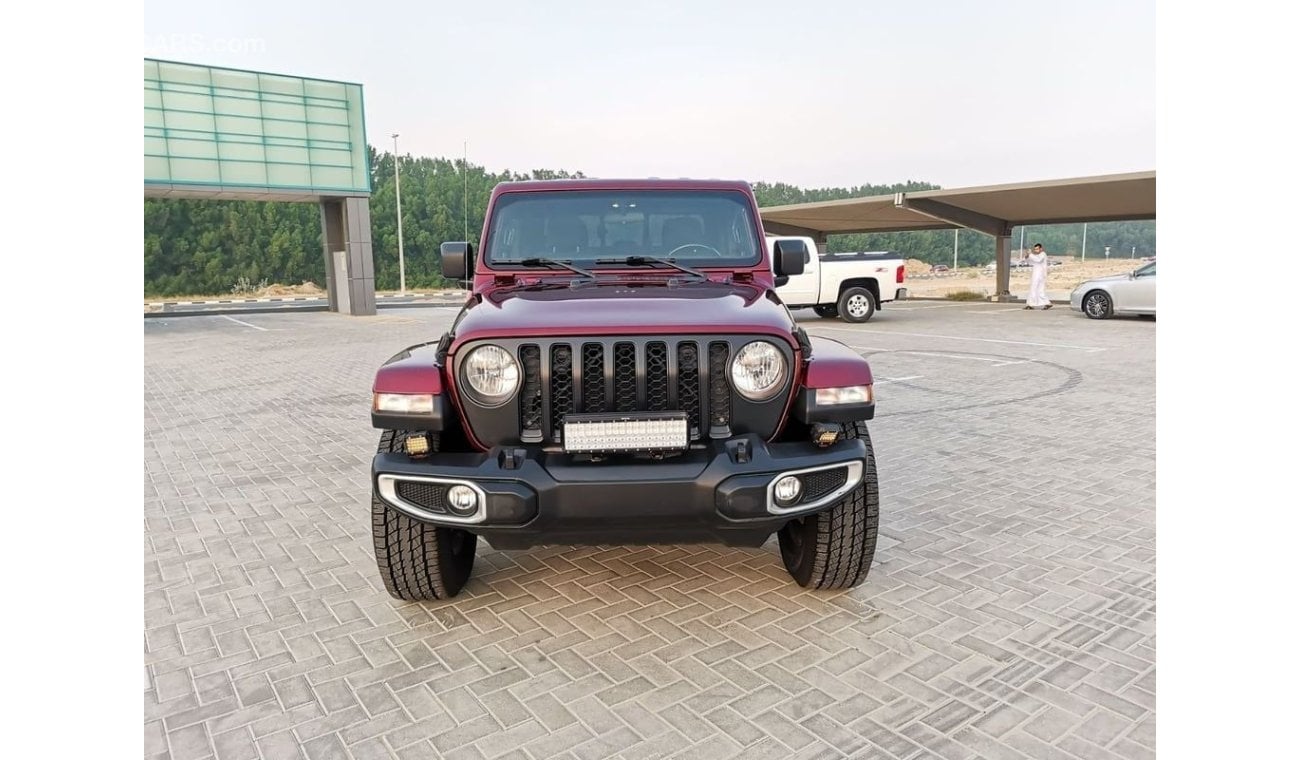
top-left (372, 430), bottom-right (469, 600)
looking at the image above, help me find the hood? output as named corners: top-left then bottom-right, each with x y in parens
top-left (449, 279), bottom-right (799, 348)
top-left (1078, 273), bottom-right (1133, 287)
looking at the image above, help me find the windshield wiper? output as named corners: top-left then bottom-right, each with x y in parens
top-left (596, 256), bottom-right (708, 280)
top-left (517, 257), bottom-right (596, 279)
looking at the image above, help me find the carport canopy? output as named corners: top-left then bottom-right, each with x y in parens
top-left (760, 171), bottom-right (1155, 299)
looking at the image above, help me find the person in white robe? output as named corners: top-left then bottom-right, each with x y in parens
top-left (1023, 243), bottom-right (1052, 309)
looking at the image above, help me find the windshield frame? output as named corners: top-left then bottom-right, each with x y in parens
top-left (479, 189), bottom-right (764, 271)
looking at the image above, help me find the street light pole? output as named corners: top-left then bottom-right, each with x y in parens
top-left (392, 133), bottom-right (406, 295)
top-left (463, 141), bottom-right (469, 243)
top-left (463, 141), bottom-right (470, 291)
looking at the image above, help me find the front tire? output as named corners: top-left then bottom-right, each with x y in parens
top-left (778, 421), bottom-right (879, 589)
top-left (372, 430), bottom-right (477, 600)
top-left (1083, 290), bottom-right (1113, 319)
top-left (837, 287), bottom-right (877, 323)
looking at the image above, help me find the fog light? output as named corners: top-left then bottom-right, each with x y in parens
top-left (405, 434), bottom-right (430, 457)
top-left (446, 485), bottom-right (479, 516)
top-left (812, 423), bottom-right (840, 447)
top-left (773, 475), bottom-right (803, 506)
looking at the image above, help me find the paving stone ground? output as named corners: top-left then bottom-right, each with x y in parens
top-left (144, 301), bottom-right (1156, 759)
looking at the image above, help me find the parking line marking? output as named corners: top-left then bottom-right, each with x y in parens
top-left (220, 315), bottom-right (268, 331)
top-left (904, 352), bottom-right (1005, 363)
top-left (875, 375), bottom-right (923, 384)
top-left (811, 325), bottom-right (1106, 352)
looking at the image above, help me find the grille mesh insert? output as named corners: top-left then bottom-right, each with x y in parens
top-left (802, 467), bottom-right (849, 502)
top-left (614, 342), bottom-right (637, 412)
top-left (550, 345), bottom-right (574, 438)
top-left (395, 481), bottom-right (447, 513)
top-left (582, 343), bottom-right (605, 412)
top-left (520, 345), bottom-right (542, 437)
top-left (678, 343), bottom-right (700, 437)
top-left (646, 342), bottom-right (668, 411)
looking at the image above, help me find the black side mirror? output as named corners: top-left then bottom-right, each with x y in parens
top-left (441, 242), bottom-right (473, 280)
top-left (773, 239), bottom-right (807, 278)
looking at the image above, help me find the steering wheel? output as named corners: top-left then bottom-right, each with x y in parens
top-left (667, 243), bottom-right (725, 258)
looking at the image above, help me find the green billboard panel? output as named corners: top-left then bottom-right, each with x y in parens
top-left (144, 59), bottom-right (370, 196)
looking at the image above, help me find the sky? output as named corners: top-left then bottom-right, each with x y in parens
top-left (143, 0), bottom-right (1155, 190)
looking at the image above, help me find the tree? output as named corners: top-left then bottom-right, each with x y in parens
top-left (144, 152), bottom-right (1157, 296)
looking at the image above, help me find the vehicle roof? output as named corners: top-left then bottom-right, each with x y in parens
top-left (491, 178), bottom-right (754, 194)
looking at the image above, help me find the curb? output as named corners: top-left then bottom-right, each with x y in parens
top-left (144, 292), bottom-right (467, 307)
top-left (901, 296), bottom-right (1071, 305)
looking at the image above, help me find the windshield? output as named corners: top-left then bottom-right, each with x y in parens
top-left (484, 190), bottom-right (761, 268)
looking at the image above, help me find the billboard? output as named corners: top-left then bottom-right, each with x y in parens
top-left (144, 59), bottom-right (370, 197)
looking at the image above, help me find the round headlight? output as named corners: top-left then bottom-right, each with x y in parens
top-left (731, 341), bottom-right (786, 400)
top-left (462, 344), bottom-right (519, 405)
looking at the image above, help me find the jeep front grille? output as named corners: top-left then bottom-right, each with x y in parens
top-left (452, 336), bottom-right (795, 448)
top-left (520, 337), bottom-right (777, 444)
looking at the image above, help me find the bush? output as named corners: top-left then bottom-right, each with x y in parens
top-left (231, 276), bottom-right (269, 295)
top-left (945, 290), bottom-right (986, 301)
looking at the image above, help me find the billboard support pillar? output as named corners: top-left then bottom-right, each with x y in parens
top-left (320, 197), bottom-right (376, 315)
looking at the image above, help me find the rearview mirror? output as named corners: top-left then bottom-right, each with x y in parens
top-left (441, 242), bottom-right (473, 280)
top-left (773, 239), bottom-right (807, 278)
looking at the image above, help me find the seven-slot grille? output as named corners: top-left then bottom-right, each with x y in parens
top-left (515, 338), bottom-right (747, 444)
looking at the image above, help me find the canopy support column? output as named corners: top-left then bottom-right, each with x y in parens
top-left (994, 234), bottom-right (1013, 301)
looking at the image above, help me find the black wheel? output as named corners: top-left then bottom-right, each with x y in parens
top-left (372, 430), bottom-right (477, 600)
top-left (813, 305), bottom-right (839, 318)
top-left (837, 287), bottom-right (877, 323)
top-left (1082, 290), bottom-right (1113, 319)
top-left (778, 421), bottom-right (879, 589)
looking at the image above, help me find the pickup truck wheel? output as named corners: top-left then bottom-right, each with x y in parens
top-left (372, 430), bottom-right (477, 600)
top-left (813, 305), bottom-right (839, 318)
top-left (837, 287), bottom-right (876, 323)
top-left (1083, 290), bottom-right (1113, 319)
top-left (778, 420), bottom-right (879, 589)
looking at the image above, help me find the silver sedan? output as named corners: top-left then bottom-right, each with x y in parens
top-left (1069, 261), bottom-right (1156, 319)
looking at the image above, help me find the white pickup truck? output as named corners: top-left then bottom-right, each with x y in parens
top-left (767, 235), bottom-right (908, 322)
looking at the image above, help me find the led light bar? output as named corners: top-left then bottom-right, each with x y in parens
top-left (563, 412), bottom-right (689, 453)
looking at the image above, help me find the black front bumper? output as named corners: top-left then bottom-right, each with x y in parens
top-left (372, 434), bottom-right (866, 549)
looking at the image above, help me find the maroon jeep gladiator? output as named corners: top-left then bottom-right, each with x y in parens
top-left (369, 179), bottom-right (879, 599)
